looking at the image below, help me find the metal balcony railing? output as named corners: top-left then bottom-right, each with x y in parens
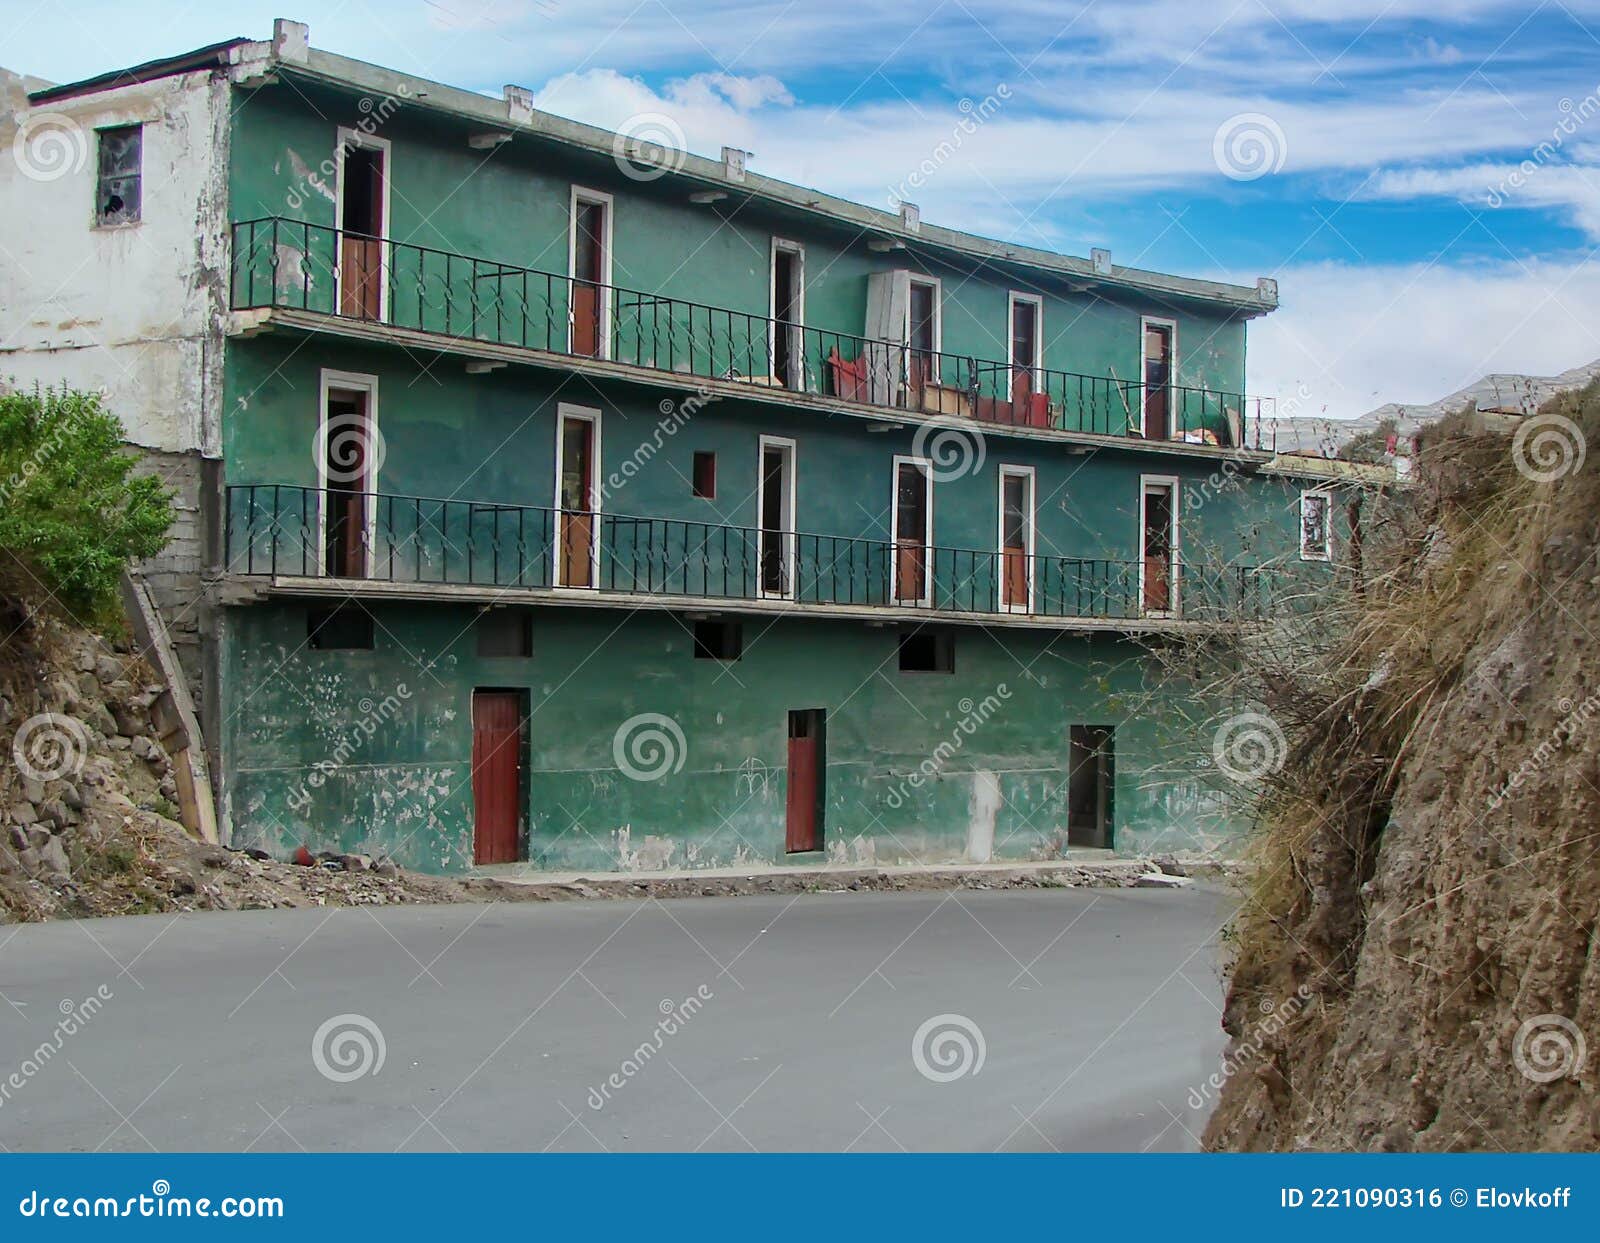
top-left (225, 484), bottom-right (1292, 624)
top-left (229, 217), bottom-right (1273, 447)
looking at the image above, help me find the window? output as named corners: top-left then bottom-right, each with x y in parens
top-left (95, 125), bottom-right (142, 226)
top-left (693, 619), bottom-right (743, 661)
top-left (477, 610), bottom-right (532, 658)
top-left (1140, 477), bottom-right (1179, 615)
top-left (692, 451), bottom-right (717, 499)
top-left (1300, 491), bottom-right (1332, 561)
top-left (307, 605), bottom-right (374, 650)
top-left (898, 630), bottom-right (954, 673)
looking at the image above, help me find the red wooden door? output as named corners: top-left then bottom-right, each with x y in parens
top-left (571, 198), bottom-right (606, 357)
top-left (785, 710), bottom-right (823, 853)
top-left (340, 235), bottom-right (382, 319)
top-left (559, 416), bottom-right (595, 587)
top-left (1143, 324), bottom-right (1172, 439)
top-left (472, 691), bottom-right (524, 864)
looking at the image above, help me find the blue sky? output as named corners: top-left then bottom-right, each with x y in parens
top-left (7, 0), bottom-right (1600, 418)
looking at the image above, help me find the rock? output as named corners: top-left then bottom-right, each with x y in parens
top-left (26, 825), bottom-right (51, 850)
top-left (10, 801), bottom-right (38, 826)
top-left (39, 799), bottom-right (74, 829)
top-left (75, 648), bottom-right (97, 673)
top-left (340, 853), bottom-right (374, 872)
top-left (87, 704), bottom-right (118, 737)
top-left (107, 735), bottom-right (132, 751)
top-left (37, 836), bottom-right (69, 882)
top-left (62, 782), bottom-right (85, 811)
top-left (20, 776), bottom-right (46, 805)
top-left (1133, 871), bottom-right (1191, 888)
top-left (95, 655), bottom-right (124, 684)
top-left (17, 846), bottom-right (41, 876)
top-left (374, 859), bottom-right (399, 878)
top-left (130, 735), bottom-right (157, 761)
top-left (6, 825), bottom-right (27, 851)
top-left (111, 704), bottom-right (145, 736)
top-left (1151, 854), bottom-right (1190, 877)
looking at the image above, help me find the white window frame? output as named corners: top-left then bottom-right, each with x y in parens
top-left (315, 368), bottom-right (381, 579)
top-left (1138, 473), bottom-right (1181, 618)
top-left (996, 464), bottom-right (1036, 614)
top-left (891, 454), bottom-right (935, 608)
top-left (567, 185), bottom-right (615, 359)
top-left (1007, 291), bottom-right (1044, 380)
top-left (333, 128), bottom-right (393, 322)
top-left (553, 402), bottom-right (603, 589)
top-left (1139, 314), bottom-right (1179, 436)
top-left (768, 237), bottom-right (806, 389)
top-left (757, 434), bottom-right (798, 600)
top-left (1299, 489), bottom-right (1333, 562)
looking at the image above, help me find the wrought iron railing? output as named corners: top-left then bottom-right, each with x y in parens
top-left (229, 217), bottom-right (1272, 447)
top-left (225, 484), bottom-right (1292, 623)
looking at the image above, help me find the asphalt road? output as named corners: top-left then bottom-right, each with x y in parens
top-left (0, 885), bottom-right (1232, 1152)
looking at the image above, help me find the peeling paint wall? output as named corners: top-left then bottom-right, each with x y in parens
top-left (0, 70), bottom-right (230, 455)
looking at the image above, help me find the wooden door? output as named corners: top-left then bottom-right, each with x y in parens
top-left (1142, 482), bottom-right (1175, 614)
top-left (785, 709), bottom-right (824, 853)
top-left (338, 145), bottom-right (384, 320)
top-left (559, 416), bottom-right (595, 587)
top-left (1001, 471), bottom-right (1030, 610)
top-left (323, 392), bottom-right (369, 578)
top-left (471, 690), bottom-right (524, 864)
top-left (1142, 324), bottom-right (1173, 439)
top-left (907, 279), bottom-right (937, 401)
top-left (894, 461), bottom-right (930, 603)
top-left (571, 198), bottom-right (606, 357)
top-left (759, 443), bottom-right (792, 596)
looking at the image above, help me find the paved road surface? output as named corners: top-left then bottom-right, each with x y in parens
top-left (0, 885), bottom-right (1232, 1152)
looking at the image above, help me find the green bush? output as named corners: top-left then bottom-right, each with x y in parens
top-left (0, 385), bottom-right (173, 622)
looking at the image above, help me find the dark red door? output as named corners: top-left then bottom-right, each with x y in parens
top-left (785, 709), bottom-right (824, 853)
top-left (472, 691), bottom-right (524, 864)
top-left (1143, 323), bottom-right (1172, 439)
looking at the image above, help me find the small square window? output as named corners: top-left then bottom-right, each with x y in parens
top-left (308, 605), bottom-right (374, 650)
top-left (692, 451), bottom-right (717, 499)
top-left (693, 619), bottom-right (742, 661)
top-left (898, 630), bottom-right (954, 673)
top-left (95, 125), bottom-right (142, 226)
top-left (1299, 491), bottom-right (1332, 561)
top-left (477, 610), bottom-right (532, 657)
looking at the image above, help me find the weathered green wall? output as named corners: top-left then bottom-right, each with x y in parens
top-left (224, 334), bottom-right (1309, 573)
top-left (227, 82), bottom-right (1248, 397)
top-left (221, 600), bottom-right (1243, 874)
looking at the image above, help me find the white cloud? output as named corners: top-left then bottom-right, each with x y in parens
top-left (1248, 257), bottom-right (1600, 421)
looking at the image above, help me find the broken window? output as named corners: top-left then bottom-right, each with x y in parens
top-left (307, 605), bottom-right (374, 650)
top-left (95, 125), bottom-right (142, 226)
top-left (1300, 491), bottom-right (1331, 561)
top-left (693, 619), bottom-right (743, 661)
top-left (477, 609), bottom-right (532, 658)
top-left (898, 629), bottom-right (954, 673)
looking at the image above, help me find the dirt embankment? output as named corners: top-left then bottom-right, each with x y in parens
top-left (1205, 384), bottom-right (1600, 1151)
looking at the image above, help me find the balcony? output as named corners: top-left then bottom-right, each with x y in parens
top-left (224, 484), bottom-right (1293, 629)
top-left (229, 218), bottom-right (1273, 450)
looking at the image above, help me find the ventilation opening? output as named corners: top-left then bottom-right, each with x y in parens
top-left (308, 605), bottom-right (375, 650)
top-left (477, 609), bottom-right (532, 658)
top-left (898, 629), bottom-right (954, 673)
top-left (692, 450), bottom-right (717, 499)
top-left (693, 619), bottom-right (743, 661)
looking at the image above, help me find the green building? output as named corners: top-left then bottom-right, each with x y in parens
top-left (3, 20), bottom-right (1352, 874)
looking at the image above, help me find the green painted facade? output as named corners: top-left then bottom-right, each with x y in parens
top-left (213, 67), bottom-right (1322, 873)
